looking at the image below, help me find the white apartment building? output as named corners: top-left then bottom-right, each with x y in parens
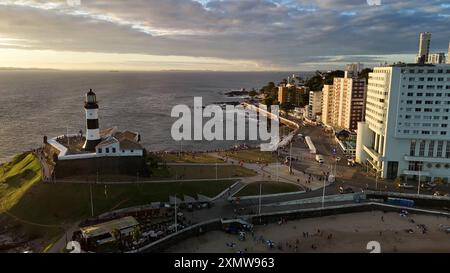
top-left (428, 53), bottom-right (446, 64)
top-left (416, 32), bottom-right (431, 64)
top-left (321, 72), bottom-right (367, 131)
top-left (356, 64), bottom-right (450, 181)
top-left (308, 91), bottom-right (323, 121)
top-left (321, 85), bottom-right (333, 126)
top-left (448, 42), bottom-right (450, 64)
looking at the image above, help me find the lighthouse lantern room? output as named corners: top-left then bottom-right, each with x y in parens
top-left (83, 89), bottom-right (102, 151)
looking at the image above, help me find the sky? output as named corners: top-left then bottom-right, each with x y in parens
top-left (0, 0), bottom-right (449, 71)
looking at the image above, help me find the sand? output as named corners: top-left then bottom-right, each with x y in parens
top-left (168, 211), bottom-right (450, 253)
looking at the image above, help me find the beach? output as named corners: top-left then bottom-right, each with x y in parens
top-left (168, 211), bottom-right (450, 253)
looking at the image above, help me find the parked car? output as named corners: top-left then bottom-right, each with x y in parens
top-left (397, 183), bottom-right (415, 189)
top-left (315, 155), bottom-right (325, 164)
top-left (347, 159), bottom-right (356, 167)
top-left (339, 187), bottom-right (354, 194)
top-left (423, 182), bottom-right (437, 189)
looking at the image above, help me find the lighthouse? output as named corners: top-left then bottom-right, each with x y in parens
top-left (83, 89), bottom-right (102, 151)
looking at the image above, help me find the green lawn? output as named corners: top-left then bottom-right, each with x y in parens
top-left (5, 179), bottom-right (236, 250)
top-left (219, 149), bottom-right (277, 164)
top-left (236, 181), bottom-right (302, 197)
top-left (160, 153), bottom-right (223, 164)
top-left (1, 152), bottom-right (239, 251)
top-left (0, 152), bottom-right (42, 213)
top-left (61, 164), bottom-right (256, 182)
top-left (161, 165), bottom-right (257, 180)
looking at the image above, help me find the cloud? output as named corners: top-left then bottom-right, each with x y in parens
top-left (0, 0), bottom-right (449, 70)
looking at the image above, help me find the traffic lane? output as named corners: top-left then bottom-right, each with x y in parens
top-left (233, 185), bottom-right (337, 208)
top-left (298, 125), bottom-right (345, 159)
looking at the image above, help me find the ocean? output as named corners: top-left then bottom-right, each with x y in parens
top-left (0, 70), bottom-right (304, 163)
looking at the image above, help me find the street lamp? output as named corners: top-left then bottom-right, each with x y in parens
top-left (417, 163), bottom-right (423, 196)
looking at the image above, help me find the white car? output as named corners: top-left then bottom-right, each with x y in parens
top-left (315, 155), bottom-right (324, 164)
top-left (398, 183), bottom-right (415, 189)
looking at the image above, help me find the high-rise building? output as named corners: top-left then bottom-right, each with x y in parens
top-left (345, 63), bottom-right (364, 78)
top-left (321, 72), bottom-right (367, 131)
top-left (307, 91), bottom-right (323, 120)
top-left (321, 85), bottom-right (333, 126)
top-left (416, 32), bottom-right (432, 64)
top-left (428, 53), bottom-right (446, 64)
top-left (447, 42), bottom-right (450, 64)
top-left (278, 84), bottom-right (309, 106)
top-left (356, 64), bottom-right (450, 180)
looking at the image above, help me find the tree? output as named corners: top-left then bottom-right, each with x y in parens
top-left (132, 226), bottom-right (142, 243)
top-left (249, 90), bottom-right (258, 98)
top-left (359, 68), bottom-right (373, 83)
top-left (434, 177), bottom-right (445, 185)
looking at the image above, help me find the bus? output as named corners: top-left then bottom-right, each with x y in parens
top-left (386, 198), bottom-right (415, 208)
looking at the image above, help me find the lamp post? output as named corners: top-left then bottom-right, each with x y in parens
top-left (417, 164), bottom-right (422, 196)
top-left (322, 176), bottom-right (326, 209)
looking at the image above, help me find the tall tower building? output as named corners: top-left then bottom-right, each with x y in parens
top-left (83, 89), bottom-right (101, 151)
top-left (448, 42), bottom-right (450, 64)
top-left (320, 72), bottom-right (366, 131)
top-left (416, 32), bottom-right (432, 64)
top-left (356, 64), bottom-right (450, 180)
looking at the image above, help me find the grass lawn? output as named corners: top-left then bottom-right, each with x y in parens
top-left (0, 152), bottom-right (42, 213)
top-left (61, 165), bottom-right (257, 182)
top-left (236, 181), bottom-right (302, 197)
top-left (160, 165), bottom-right (257, 180)
top-left (219, 149), bottom-right (277, 164)
top-left (1, 152), bottom-right (238, 251)
top-left (5, 179), bottom-right (236, 250)
top-left (160, 153), bottom-right (223, 164)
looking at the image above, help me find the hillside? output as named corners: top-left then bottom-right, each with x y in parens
top-left (0, 152), bottom-right (42, 212)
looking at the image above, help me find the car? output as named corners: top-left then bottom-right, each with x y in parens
top-left (434, 191), bottom-right (442, 197)
top-left (339, 187), bottom-right (354, 194)
top-left (398, 183), bottom-right (415, 189)
top-left (315, 155), bottom-right (325, 164)
top-left (285, 156), bottom-right (297, 162)
top-left (347, 159), bottom-right (356, 167)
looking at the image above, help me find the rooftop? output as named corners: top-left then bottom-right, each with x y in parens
top-left (80, 216), bottom-right (139, 239)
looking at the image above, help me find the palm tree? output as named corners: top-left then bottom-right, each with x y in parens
top-left (132, 226), bottom-right (142, 243)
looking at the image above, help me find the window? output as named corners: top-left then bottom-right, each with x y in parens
top-left (106, 148), bottom-right (110, 153)
top-left (447, 142), bottom-right (450, 159)
top-left (410, 140), bottom-right (416, 156)
top-left (429, 141), bottom-right (435, 157)
top-left (98, 148), bottom-right (102, 154)
top-left (112, 148), bottom-right (116, 153)
top-left (437, 141), bottom-right (444, 157)
top-left (419, 141), bottom-right (426, 157)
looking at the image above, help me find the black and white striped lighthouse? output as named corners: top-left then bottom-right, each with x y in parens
top-left (83, 89), bottom-right (101, 151)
